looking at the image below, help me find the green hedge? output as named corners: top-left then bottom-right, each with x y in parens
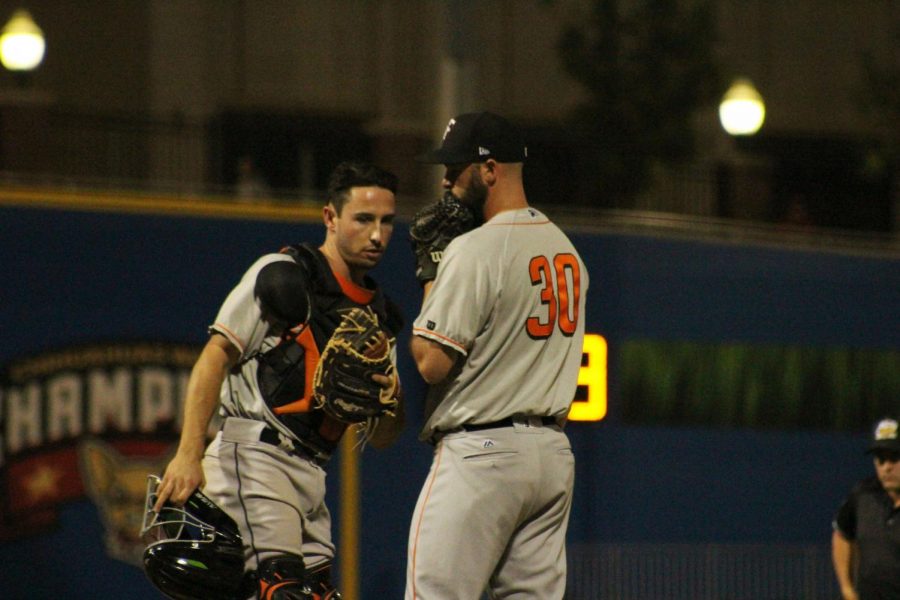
top-left (620, 340), bottom-right (899, 431)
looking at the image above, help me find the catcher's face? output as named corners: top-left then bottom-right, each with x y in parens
top-left (327, 185), bottom-right (396, 275)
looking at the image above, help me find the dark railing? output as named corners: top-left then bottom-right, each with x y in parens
top-left (2, 105), bottom-right (897, 240)
top-left (45, 109), bottom-right (212, 192)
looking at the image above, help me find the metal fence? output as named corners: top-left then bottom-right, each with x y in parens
top-left (47, 109), bottom-right (212, 192)
top-left (566, 543), bottom-right (838, 600)
top-left (2, 105), bottom-right (896, 233)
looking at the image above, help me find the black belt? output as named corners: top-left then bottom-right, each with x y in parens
top-left (429, 415), bottom-right (558, 445)
top-left (461, 416), bottom-right (557, 432)
top-left (259, 427), bottom-right (331, 467)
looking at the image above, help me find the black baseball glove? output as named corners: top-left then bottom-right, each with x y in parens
top-left (409, 191), bottom-right (476, 286)
top-left (312, 307), bottom-right (399, 423)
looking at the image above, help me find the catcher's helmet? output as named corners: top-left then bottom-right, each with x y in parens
top-left (140, 475), bottom-right (246, 600)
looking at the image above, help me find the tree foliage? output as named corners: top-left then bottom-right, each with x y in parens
top-left (558, 0), bottom-right (720, 206)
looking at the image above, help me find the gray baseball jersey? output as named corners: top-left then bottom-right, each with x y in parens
top-left (202, 248), bottom-right (401, 573)
top-left (201, 253), bottom-right (337, 569)
top-left (210, 253), bottom-right (293, 424)
top-left (406, 207), bottom-right (588, 599)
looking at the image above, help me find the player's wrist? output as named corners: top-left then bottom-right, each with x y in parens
top-left (176, 435), bottom-right (207, 460)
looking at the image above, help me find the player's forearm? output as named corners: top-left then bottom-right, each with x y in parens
top-left (831, 530), bottom-right (857, 598)
top-left (410, 335), bottom-right (455, 384)
top-left (177, 391), bottom-right (218, 460)
top-left (176, 337), bottom-right (238, 459)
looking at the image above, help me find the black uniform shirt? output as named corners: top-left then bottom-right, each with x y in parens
top-left (834, 476), bottom-right (900, 599)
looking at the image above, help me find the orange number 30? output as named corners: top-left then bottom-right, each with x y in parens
top-left (525, 253), bottom-right (581, 338)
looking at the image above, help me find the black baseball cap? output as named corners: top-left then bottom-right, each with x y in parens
top-left (866, 417), bottom-right (900, 454)
top-left (418, 111), bottom-right (527, 165)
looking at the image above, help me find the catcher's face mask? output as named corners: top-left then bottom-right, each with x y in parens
top-left (140, 475), bottom-right (247, 600)
top-left (141, 475), bottom-right (217, 545)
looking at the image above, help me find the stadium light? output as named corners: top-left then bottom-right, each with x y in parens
top-left (0, 9), bottom-right (45, 72)
top-left (719, 78), bottom-right (765, 136)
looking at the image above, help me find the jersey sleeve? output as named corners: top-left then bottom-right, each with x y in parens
top-left (210, 254), bottom-right (293, 357)
top-left (832, 488), bottom-right (858, 540)
top-left (412, 235), bottom-right (492, 356)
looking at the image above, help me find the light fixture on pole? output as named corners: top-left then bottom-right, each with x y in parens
top-left (0, 9), bottom-right (45, 73)
top-left (719, 78), bottom-right (765, 136)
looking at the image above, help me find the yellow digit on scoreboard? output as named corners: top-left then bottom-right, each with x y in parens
top-left (568, 333), bottom-right (607, 421)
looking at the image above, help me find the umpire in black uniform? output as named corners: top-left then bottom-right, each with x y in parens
top-left (832, 417), bottom-right (900, 600)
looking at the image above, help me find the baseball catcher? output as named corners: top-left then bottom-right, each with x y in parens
top-left (312, 306), bottom-right (399, 425)
top-left (409, 191), bottom-right (477, 286)
top-left (152, 162), bottom-right (402, 600)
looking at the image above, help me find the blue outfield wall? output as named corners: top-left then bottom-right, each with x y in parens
top-left (0, 202), bottom-right (896, 598)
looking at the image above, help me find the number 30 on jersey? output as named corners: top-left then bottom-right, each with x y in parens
top-left (525, 254), bottom-right (606, 422)
top-left (525, 253), bottom-right (580, 338)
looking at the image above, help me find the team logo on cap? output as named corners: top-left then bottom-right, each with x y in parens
top-left (875, 418), bottom-right (899, 441)
top-left (442, 118), bottom-right (456, 141)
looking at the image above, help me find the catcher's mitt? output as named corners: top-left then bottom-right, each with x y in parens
top-left (312, 307), bottom-right (398, 423)
top-left (409, 191), bottom-right (476, 285)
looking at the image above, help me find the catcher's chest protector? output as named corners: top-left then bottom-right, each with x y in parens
top-left (255, 244), bottom-right (401, 448)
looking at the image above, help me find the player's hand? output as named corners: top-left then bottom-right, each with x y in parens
top-left (153, 452), bottom-right (205, 512)
top-left (371, 373), bottom-right (394, 388)
top-left (839, 586), bottom-right (859, 600)
top-left (409, 191), bottom-right (476, 286)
